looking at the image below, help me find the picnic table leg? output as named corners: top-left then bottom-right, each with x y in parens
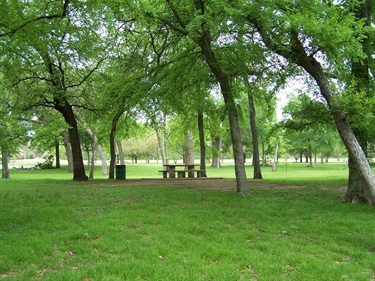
top-left (187, 166), bottom-right (194, 178)
top-left (169, 166), bottom-right (175, 178)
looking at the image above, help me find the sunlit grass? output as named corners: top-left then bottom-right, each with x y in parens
top-left (2, 161), bottom-right (373, 280)
top-left (6, 160), bottom-right (349, 187)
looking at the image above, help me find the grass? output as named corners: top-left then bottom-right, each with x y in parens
top-left (1, 162), bottom-right (374, 280)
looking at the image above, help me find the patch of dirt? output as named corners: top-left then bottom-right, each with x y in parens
top-left (102, 178), bottom-right (346, 192)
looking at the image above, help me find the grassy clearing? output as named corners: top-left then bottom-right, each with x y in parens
top-left (1, 163), bottom-right (374, 280)
top-left (6, 161), bottom-right (348, 186)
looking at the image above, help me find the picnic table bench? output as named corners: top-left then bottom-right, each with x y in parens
top-left (159, 164), bottom-right (205, 178)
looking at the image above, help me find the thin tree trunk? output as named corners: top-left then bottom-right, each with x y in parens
top-left (272, 136), bottom-right (278, 172)
top-left (163, 113), bottom-right (169, 164)
top-left (62, 130), bottom-right (73, 173)
top-left (117, 140), bottom-right (125, 165)
top-left (314, 150), bottom-right (317, 169)
top-left (156, 130), bottom-right (165, 165)
top-left (211, 134), bottom-right (221, 168)
top-left (85, 127), bottom-right (108, 176)
top-left (243, 76), bottom-right (262, 179)
top-left (198, 111), bottom-right (207, 177)
top-left (55, 140), bottom-right (61, 168)
top-left (89, 137), bottom-right (96, 179)
top-left (262, 143), bottom-right (266, 166)
top-left (109, 111), bottom-right (122, 179)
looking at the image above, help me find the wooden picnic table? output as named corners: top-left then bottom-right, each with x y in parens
top-left (159, 164), bottom-right (204, 178)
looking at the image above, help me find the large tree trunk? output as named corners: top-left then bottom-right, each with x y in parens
top-left (198, 111), bottom-right (207, 177)
top-left (55, 103), bottom-right (88, 181)
top-left (197, 30), bottom-right (248, 195)
top-left (62, 130), bottom-right (73, 173)
top-left (291, 36), bottom-right (375, 207)
top-left (344, 0), bottom-right (371, 203)
top-left (1, 148), bottom-right (10, 179)
top-left (344, 157), bottom-right (368, 203)
top-left (184, 130), bottom-right (194, 164)
top-left (211, 134), bottom-right (221, 168)
top-left (243, 76), bottom-right (262, 179)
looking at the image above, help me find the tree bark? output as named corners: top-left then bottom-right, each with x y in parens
top-left (198, 111), bottom-right (207, 177)
top-left (255, 24), bottom-right (375, 207)
top-left (344, 0), bottom-right (371, 203)
top-left (55, 103), bottom-right (88, 181)
top-left (89, 136), bottom-right (96, 179)
top-left (156, 130), bottom-right (165, 165)
top-left (291, 37), bottom-right (375, 206)
top-left (211, 134), bottom-right (221, 168)
top-left (163, 113), bottom-right (169, 164)
top-left (62, 130), bottom-right (73, 173)
top-left (272, 137), bottom-right (278, 172)
top-left (184, 130), bottom-right (194, 164)
top-left (196, 30), bottom-right (248, 195)
top-left (55, 140), bottom-right (61, 168)
top-left (243, 76), bottom-right (262, 179)
top-left (117, 140), bottom-right (125, 165)
top-left (84, 126), bottom-right (108, 176)
top-left (109, 111), bottom-right (122, 179)
top-left (1, 149), bottom-right (10, 179)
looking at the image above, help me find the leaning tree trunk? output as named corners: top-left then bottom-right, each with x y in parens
top-left (198, 111), bottom-right (207, 177)
top-left (291, 37), bottom-right (375, 207)
top-left (55, 102), bottom-right (88, 181)
top-left (256, 26), bottom-right (375, 207)
top-left (344, 0), bottom-right (372, 203)
top-left (243, 76), bottom-right (262, 179)
top-left (197, 30), bottom-right (248, 195)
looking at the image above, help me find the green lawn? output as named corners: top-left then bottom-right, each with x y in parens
top-left (1, 163), bottom-right (374, 280)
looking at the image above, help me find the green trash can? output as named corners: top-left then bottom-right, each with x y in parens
top-left (116, 165), bottom-right (126, 180)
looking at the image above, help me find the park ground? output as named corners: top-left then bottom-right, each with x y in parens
top-left (1, 161), bottom-right (374, 280)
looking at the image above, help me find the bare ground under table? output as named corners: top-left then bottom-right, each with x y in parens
top-left (100, 178), bottom-right (346, 192)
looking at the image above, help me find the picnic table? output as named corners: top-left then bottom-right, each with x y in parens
top-left (159, 164), bottom-right (204, 179)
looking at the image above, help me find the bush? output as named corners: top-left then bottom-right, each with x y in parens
top-left (35, 155), bottom-right (54, 169)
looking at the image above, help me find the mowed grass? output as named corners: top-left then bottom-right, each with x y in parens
top-left (1, 162), bottom-right (374, 280)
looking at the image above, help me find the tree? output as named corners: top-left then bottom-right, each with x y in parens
top-left (242, 0), bottom-right (375, 206)
top-left (1, 0), bottom-right (111, 181)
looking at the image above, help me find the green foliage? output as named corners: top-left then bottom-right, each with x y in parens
top-left (35, 155), bottom-right (54, 169)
